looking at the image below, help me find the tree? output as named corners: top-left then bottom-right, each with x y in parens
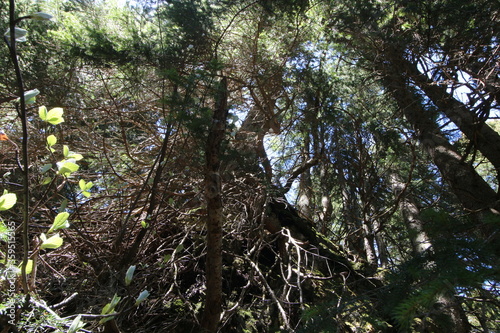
top-left (201, 76), bottom-right (228, 332)
top-left (1, 0), bottom-right (499, 332)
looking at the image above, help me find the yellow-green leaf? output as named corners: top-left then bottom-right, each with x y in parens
top-left (47, 134), bottom-right (57, 147)
top-left (39, 105), bottom-right (48, 120)
top-left (17, 259), bottom-right (33, 274)
top-left (68, 153), bottom-right (84, 161)
top-left (40, 233), bottom-right (63, 250)
top-left (67, 314), bottom-right (85, 333)
top-left (45, 107), bottom-right (64, 125)
top-left (109, 294), bottom-right (121, 309)
top-left (25, 259), bottom-right (33, 274)
top-left (48, 212), bottom-right (70, 233)
top-left (57, 160), bottom-right (79, 176)
top-left (0, 192), bottom-right (17, 211)
top-left (101, 303), bottom-right (112, 315)
top-left (41, 176), bottom-right (52, 185)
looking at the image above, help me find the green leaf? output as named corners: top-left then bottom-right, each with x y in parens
top-left (125, 265), bottom-right (136, 286)
top-left (79, 179), bottom-right (93, 192)
top-left (39, 105), bottom-right (48, 120)
top-left (57, 160), bottom-right (79, 176)
top-left (100, 294), bottom-right (121, 323)
top-left (47, 134), bottom-right (57, 147)
top-left (23, 259), bottom-right (34, 275)
top-left (4, 27), bottom-right (28, 42)
top-left (67, 153), bottom-right (84, 161)
top-left (44, 107), bottom-right (64, 125)
top-left (16, 261), bottom-right (32, 274)
top-left (99, 302), bottom-right (116, 324)
top-left (30, 12), bottom-right (53, 21)
top-left (63, 145), bottom-right (69, 158)
top-left (101, 303), bottom-right (112, 315)
top-left (41, 176), bottom-right (52, 185)
top-left (40, 233), bottom-right (64, 250)
top-left (41, 163), bottom-right (52, 173)
top-left (174, 244), bottom-right (184, 254)
top-left (59, 199), bottom-right (68, 212)
top-left (0, 192), bottom-right (17, 211)
top-left (0, 221), bottom-right (9, 242)
top-left (141, 220), bottom-right (149, 229)
top-left (99, 315), bottom-right (116, 324)
top-left (48, 107), bottom-right (64, 124)
top-left (135, 290), bottom-right (150, 306)
top-left (24, 89), bottom-right (40, 104)
top-left (67, 314), bottom-right (85, 333)
top-left (48, 212), bottom-right (70, 233)
top-left (80, 179), bottom-right (92, 197)
top-left (109, 294), bottom-right (121, 309)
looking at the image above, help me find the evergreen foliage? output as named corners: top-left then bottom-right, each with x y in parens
top-left (0, 0), bottom-right (498, 332)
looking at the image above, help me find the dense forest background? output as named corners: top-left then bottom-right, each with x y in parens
top-left (1, 0), bottom-right (499, 332)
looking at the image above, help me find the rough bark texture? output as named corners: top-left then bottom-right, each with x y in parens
top-left (404, 59), bottom-right (500, 173)
top-left (380, 51), bottom-right (483, 332)
top-left (388, 172), bottom-right (432, 255)
top-left (382, 52), bottom-right (499, 214)
top-left (201, 77), bottom-right (228, 332)
top-left (229, 101), bottom-right (280, 182)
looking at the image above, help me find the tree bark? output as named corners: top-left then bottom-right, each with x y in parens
top-left (201, 77), bottom-right (229, 332)
top-left (389, 172), bottom-right (469, 333)
top-left (388, 172), bottom-right (432, 255)
top-left (381, 61), bottom-right (479, 332)
top-left (404, 59), bottom-right (500, 173)
top-left (297, 134), bottom-right (313, 219)
top-left (381, 55), bottom-right (499, 214)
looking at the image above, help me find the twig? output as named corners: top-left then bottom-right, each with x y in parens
top-left (51, 292), bottom-right (79, 310)
top-left (247, 256), bottom-right (291, 330)
top-left (282, 228), bottom-right (304, 309)
top-left (282, 155), bottom-right (320, 193)
top-left (30, 297), bottom-right (62, 320)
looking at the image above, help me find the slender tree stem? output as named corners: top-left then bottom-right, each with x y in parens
top-left (201, 76), bottom-right (228, 332)
top-left (7, 0), bottom-right (30, 292)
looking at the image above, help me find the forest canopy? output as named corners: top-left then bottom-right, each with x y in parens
top-left (1, 0), bottom-right (499, 332)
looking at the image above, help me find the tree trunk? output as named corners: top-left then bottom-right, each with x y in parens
top-left (373, 218), bottom-right (389, 267)
top-left (388, 172), bottom-right (432, 255)
top-left (404, 59), bottom-right (500, 173)
top-left (201, 77), bottom-right (229, 332)
top-left (297, 134), bottom-right (313, 219)
top-left (388, 171), bottom-right (470, 332)
top-left (382, 54), bottom-right (499, 214)
top-left (362, 220), bottom-right (378, 270)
